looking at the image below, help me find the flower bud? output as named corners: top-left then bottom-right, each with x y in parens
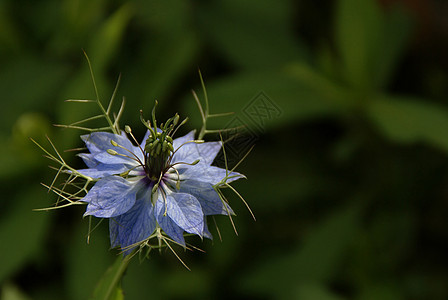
top-left (173, 114), bottom-right (179, 126)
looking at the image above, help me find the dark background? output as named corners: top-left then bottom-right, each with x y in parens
top-left (1, 0), bottom-right (448, 299)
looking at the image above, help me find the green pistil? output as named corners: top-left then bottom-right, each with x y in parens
top-left (141, 101), bottom-right (186, 181)
top-left (144, 131), bottom-right (174, 181)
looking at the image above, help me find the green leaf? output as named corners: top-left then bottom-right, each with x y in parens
top-left (357, 283), bottom-right (402, 300)
top-left (367, 96), bottom-right (448, 153)
top-left (0, 57), bottom-right (70, 133)
top-left (65, 219), bottom-right (113, 300)
top-left (335, 0), bottom-right (383, 90)
top-left (1, 282), bottom-right (31, 300)
top-left (197, 0), bottom-right (308, 70)
top-left (121, 258), bottom-right (162, 300)
top-left (64, 0), bottom-right (108, 35)
top-left (0, 188), bottom-right (51, 282)
top-left (371, 7), bottom-right (412, 90)
top-left (90, 256), bottom-right (130, 300)
top-left (123, 32), bottom-right (199, 114)
top-left (0, 3), bottom-right (22, 53)
top-left (107, 1), bottom-right (199, 114)
top-left (88, 3), bottom-right (134, 72)
top-left (0, 132), bottom-right (46, 180)
top-left (239, 204), bottom-right (360, 297)
top-left (335, 0), bottom-right (412, 91)
top-left (293, 283), bottom-right (345, 300)
top-left (134, 0), bottom-right (190, 33)
top-left (184, 66), bottom-right (352, 133)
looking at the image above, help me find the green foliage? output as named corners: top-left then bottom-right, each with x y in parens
top-left (367, 96), bottom-right (448, 151)
top-left (65, 221), bottom-right (113, 300)
top-left (90, 257), bottom-right (129, 300)
top-left (240, 204), bottom-right (360, 298)
top-left (197, 0), bottom-right (308, 70)
top-left (0, 188), bottom-right (50, 283)
top-left (335, 0), bottom-right (412, 90)
top-left (1, 282), bottom-right (32, 300)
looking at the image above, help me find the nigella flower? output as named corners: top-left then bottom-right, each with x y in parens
top-left (77, 112), bottom-right (244, 254)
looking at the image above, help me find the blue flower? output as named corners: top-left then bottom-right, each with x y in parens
top-left (77, 128), bottom-right (244, 253)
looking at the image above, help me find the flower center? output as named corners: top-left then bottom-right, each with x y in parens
top-left (140, 101), bottom-right (185, 183)
top-left (144, 131), bottom-right (174, 181)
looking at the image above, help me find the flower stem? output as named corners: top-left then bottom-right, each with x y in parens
top-left (90, 254), bottom-right (132, 300)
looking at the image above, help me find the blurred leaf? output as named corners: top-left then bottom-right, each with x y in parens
top-left (286, 62), bottom-right (354, 104)
top-left (0, 138), bottom-right (27, 179)
top-left (198, 0), bottom-right (308, 70)
top-left (0, 2), bottom-right (22, 53)
top-left (108, 1), bottom-right (199, 115)
top-left (134, 0), bottom-right (190, 33)
top-left (1, 282), bottom-right (31, 300)
top-left (0, 112), bottom-right (52, 180)
top-left (335, 0), bottom-right (412, 91)
top-left (239, 203), bottom-right (360, 297)
top-left (316, 44), bottom-right (341, 82)
top-left (293, 283), bottom-right (346, 300)
top-left (335, 0), bottom-right (383, 90)
top-left (12, 113), bottom-right (52, 146)
top-left (234, 142), bottom-right (337, 213)
top-left (402, 272), bottom-right (448, 300)
top-left (367, 96), bottom-right (448, 153)
top-left (122, 32), bottom-right (199, 115)
top-left (64, 0), bottom-right (107, 36)
top-left (122, 258), bottom-right (162, 300)
top-left (160, 268), bottom-right (212, 299)
top-left (184, 67), bottom-right (352, 132)
top-left (90, 256), bottom-right (129, 300)
top-left (65, 218), bottom-right (113, 300)
top-left (0, 138), bottom-right (42, 180)
top-left (0, 57), bottom-right (69, 133)
top-left (88, 3), bottom-right (134, 72)
top-left (371, 7), bottom-right (412, 90)
top-left (47, 0), bottom-right (107, 54)
top-left (357, 283), bottom-right (402, 300)
top-left (0, 188), bottom-right (51, 282)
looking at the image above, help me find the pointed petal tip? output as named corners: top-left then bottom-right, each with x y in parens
top-left (82, 211), bottom-right (92, 218)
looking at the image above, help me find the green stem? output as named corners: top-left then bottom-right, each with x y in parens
top-left (83, 51), bottom-right (118, 134)
top-left (105, 255), bottom-right (131, 299)
top-left (91, 254), bottom-right (132, 300)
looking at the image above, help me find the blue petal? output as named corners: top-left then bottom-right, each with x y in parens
top-left (172, 130), bottom-right (195, 151)
top-left (77, 153), bottom-right (130, 178)
top-left (172, 131), bottom-right (222, 165)
top-left (109, 187), bottom-right (156, 253)
top-left (164, 192), bottom-right (204, 236)
top-left (155, 198), bottom-right (185, 245)
top-left (81, 132), bottom-right (132, 153)
top-left (109, 218), bottom-right (120, 248)
top-left (195, 141), bottom-right (222, 165)
top-left (179, 180), bottom-right (234, 215)
top-left (81, 131), bottom-right (140, 165)
top-left (77, 166), bottom-right (130, 178)
top-left (178, 164), bottom-right (245, 185)
top-left (203, 219), bottom-right (213, 239)
top-left (92, 150), bottom-right (137, 165)
top-left (78, 153), bottom-right (97, 168)
top-left (82, 176), bottom-right (137, 218)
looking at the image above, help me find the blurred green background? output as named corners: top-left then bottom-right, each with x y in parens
top-left (2, 0), bottom-right (448, 299)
